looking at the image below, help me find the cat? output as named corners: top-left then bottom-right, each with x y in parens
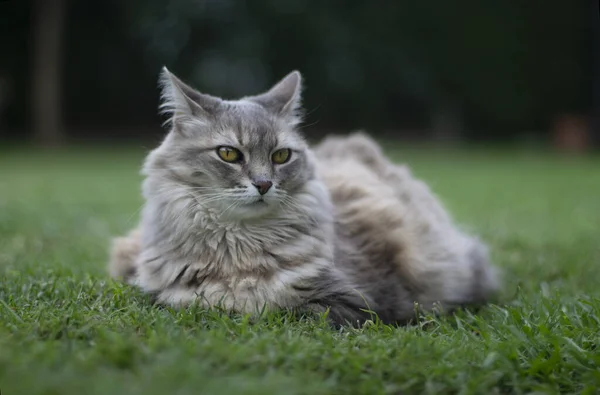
top-left (109, 67), bottom-right (500, 326)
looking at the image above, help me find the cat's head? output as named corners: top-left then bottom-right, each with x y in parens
top-left (143, 67), bottom-right (316, 220)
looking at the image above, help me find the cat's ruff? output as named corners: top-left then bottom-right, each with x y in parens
top-left (109, 68), bottom-right (500, 326)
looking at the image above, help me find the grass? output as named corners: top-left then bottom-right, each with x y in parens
top-left (1, 144), bottom-right (599, 394)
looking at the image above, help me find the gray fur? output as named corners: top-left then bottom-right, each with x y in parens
top-left (109, 68), bottom-right (500, 326)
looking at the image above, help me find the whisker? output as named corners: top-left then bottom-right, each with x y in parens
top-left (219, 200), bottom-right (242, 220)
top-left (297, 118), bottom-right (321, 130)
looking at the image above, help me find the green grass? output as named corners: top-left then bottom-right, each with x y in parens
top-left (1, 145), bottom-right (599, 395)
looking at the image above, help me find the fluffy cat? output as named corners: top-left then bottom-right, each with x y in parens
top-left (109, 68), bottom-right (500, 326)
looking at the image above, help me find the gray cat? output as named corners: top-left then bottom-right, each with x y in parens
top-left (109, 68), bottom-right (500, 326)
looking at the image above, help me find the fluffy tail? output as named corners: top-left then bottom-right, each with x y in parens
top-left (108, 229), bottom-right (141, 283)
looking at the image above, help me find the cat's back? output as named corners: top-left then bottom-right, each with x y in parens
top-left (313, 133), bottom-right (499, 317)
top-left (313, 132), bottom-right (459, 247)
top-left (314, 133), bottom-right (410, 240)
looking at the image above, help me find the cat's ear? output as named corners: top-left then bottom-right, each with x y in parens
top-left (158, 67), bottom-right (222, 126)
top-left (250, 70), bottom-right (303, 121)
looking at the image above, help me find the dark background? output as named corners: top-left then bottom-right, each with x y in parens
top-left (0, 0), bottom-right (597, 149)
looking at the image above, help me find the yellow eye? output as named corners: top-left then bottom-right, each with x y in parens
top-left (271, 149), bottom-right (291, 164)
top-left (217, 146), bottom-right (242, 163)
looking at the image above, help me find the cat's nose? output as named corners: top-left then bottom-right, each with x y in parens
top-left (252, 180), bottom-right (273, 195)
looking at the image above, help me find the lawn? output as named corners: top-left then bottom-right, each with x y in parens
top-left (1, 144), bottom-right (599, 395)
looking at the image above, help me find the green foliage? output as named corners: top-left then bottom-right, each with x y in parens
top-left (1, 146), bottom-right (599, 394)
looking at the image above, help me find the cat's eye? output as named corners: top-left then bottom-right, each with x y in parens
top-left (217, 146), bottom-right (243, 163)
top-left (271, 149), bottom-right (291, 164)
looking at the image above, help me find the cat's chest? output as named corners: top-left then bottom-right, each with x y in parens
top-left (196, 223), bottom-right (278, 252)
top-left (189, 221), bottom-right (301, 273)
top-left (147, 221), bottom-right (328, 311)
top-left (138, 205), bottom-right (334, 310)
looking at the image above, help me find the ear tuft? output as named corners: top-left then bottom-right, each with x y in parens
top-left (158, 67), bottom-right (222, 127)
top-left (250, 70), bottom-right (303, 122)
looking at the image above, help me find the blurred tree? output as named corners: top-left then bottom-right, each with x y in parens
top-left (0, 0), bottom-right (592, 144)
top-left (32, 0), bottom-right (66, 147)
top-left (592, 0), bottom-right (600, 147)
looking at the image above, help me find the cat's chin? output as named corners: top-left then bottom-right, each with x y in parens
top-left (218, 200), bottom-right (277, 221)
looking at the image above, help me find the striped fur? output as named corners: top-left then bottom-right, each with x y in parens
top-left (109, 69), bottom-right (500, 326)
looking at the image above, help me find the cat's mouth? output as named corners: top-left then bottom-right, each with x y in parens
top-left (248, 199), bottom-right (267, 206)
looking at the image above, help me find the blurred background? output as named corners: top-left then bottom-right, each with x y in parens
top-left (0, 0), bottom-right (598, 151)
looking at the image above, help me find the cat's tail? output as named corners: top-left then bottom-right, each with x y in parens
top-left (108, 228), bottom-right (141, 283)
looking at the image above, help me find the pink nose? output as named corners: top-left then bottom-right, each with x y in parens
top-left (252, 180), bottom-right (273, 195)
